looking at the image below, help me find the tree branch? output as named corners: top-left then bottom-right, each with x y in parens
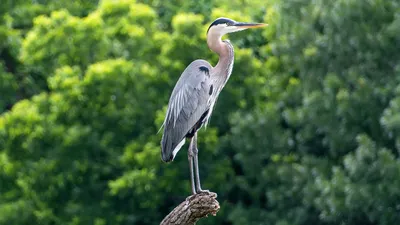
top-left (160, 192), bottom-right (220, 225)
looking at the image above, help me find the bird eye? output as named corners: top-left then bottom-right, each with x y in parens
top-left (226, 22), bottom-right (234, 26)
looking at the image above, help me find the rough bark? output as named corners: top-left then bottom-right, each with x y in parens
top-left (160, 192), bottom-right (220, 225)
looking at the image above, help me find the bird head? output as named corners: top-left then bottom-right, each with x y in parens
top-left (207, 17), bottom-right (267, 37)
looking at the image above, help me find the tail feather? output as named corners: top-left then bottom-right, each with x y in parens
top-left (161, 135), bottom-right (185, 162)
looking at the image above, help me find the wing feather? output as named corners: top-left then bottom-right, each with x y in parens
top-left (161, 60), bottom-right (213, 162)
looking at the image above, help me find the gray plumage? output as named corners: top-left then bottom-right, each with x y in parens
top-left (161, 60), bottom-right (213, 162)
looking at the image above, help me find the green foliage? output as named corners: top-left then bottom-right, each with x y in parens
top-left (1, 0), bottom-right (400, 225)
top-left (0, 63), bottom-right (17, 112)
top-left (315, 135), bottom-right (400, 224)
top-left (20, 10), bottom-right (109, 76)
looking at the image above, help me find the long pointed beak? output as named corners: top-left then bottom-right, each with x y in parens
top-left (233, 22), bottom-right (268, 29)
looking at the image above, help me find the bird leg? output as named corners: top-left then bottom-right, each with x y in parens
top-left (188, 137), bottom-right (196, 195)
top-left (192, 133), bottom-right (208, 193)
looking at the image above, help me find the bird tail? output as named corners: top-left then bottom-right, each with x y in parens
top-left (161, 145), bottom-right (173, 162)
top-left (161, 137), bottom-right (185, 162)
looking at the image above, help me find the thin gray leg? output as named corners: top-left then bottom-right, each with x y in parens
top-left (188, 137), bottom-right (196, 195)
top-left (193, 133), bottom-right (208, 193)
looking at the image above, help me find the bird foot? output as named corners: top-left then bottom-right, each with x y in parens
top-left (196, 189), bottom-right (210, 195)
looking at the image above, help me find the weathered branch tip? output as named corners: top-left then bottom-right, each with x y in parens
top-left (160, 191), bottom-right (220, 225)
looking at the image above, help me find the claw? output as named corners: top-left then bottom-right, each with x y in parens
top-left (196, 189), bottom-right (210, 194)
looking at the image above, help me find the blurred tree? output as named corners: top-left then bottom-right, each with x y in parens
top-left (220, 0), bottom-right (400, 224)
top-left (0, 63), bottom-right (17, 112)
top-left (1, 0), bottom-right (400, 225)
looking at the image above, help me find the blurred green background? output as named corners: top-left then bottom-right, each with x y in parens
top-left (1, 0), bottom-right (400, 224)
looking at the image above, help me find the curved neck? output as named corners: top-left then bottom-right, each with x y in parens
top-left (207, 35), bottom-right (234, 76)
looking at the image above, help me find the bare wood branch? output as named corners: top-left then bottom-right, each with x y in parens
top-left (160, 192), bottom-right (220, 225)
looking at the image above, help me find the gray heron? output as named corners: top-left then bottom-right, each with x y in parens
top-left (160, 17), bottom-right (267, 194)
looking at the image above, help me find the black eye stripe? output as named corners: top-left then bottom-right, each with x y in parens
top-left (210, 18), bottom-right (232, 26)
top-left (207, 18), bottom-right (235, 33)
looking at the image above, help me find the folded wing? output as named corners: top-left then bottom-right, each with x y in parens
top-left (161, 60), bottom-right (213, 162)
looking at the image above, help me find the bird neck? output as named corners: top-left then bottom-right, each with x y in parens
top-left (209, 39), bottom-right (234, 78)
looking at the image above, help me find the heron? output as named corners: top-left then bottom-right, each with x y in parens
top-left (160, 17), bottom-right (267, 194)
